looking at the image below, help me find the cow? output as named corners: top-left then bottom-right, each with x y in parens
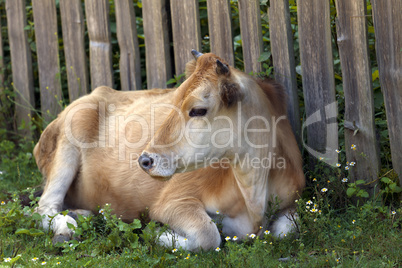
top-left (33, 50), bottom-right (305, 251)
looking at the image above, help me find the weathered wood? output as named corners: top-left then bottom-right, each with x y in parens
top-left (32, 0), bottom-right (63, 122)
top-left (143, 0), bottom-right (172, 89)
top-left (115, 0), bottom-right (142, 91)
top-left (297, 0), bottom-right (337, 162)
top-left (335, 0), bottom-right (380, 189)
top-left (170, 0), bottom-right (202, 77)
top-left (238, 0), bottom-right (263, 73)
top-left (85, 0), bottom-right (114, 90)
top-left (372, 0), bottom-right (402, 184)
top-left (207, 0), bottom-right (234, 66)
top-left (0, 16), bottom-right (4, 127)
top-left (6, 0), bottom-right (34, 138)
top-left (268, 0), bottom-right (300, 144)
top-left (60, 0), bottom-right (89, 101)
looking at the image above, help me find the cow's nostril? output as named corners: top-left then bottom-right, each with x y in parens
top-left (139, 154), bottom-right (154, 171)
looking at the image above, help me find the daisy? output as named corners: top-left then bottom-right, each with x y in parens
top-left (306, 200), bottom-right (313, 205)
top-left (321, 188), bottom-right (328, 193)
top-left (345, 166), bottom-right (350, 170)
top-left (335, 149), bottom-right (341, 153)
top-left (391, 211), bottom-right (396, 215)
top-left (232, 236), bottom-right (238, 241)
top-left (99, 209), bottom-right (104, 214)
top-left (313, 178), bottom-right (317, 182)
top-left (215, 247), bottom-right (221, 252)
top-left (1, 201), bottom-right (5, 205)
top-left (249, 234), bottom-right (256, 239)
top-left (264, 230), bottom-right (270, 235)
top-left (32, 257), bottom-right (39, 262)
top-left (352, 220), bottom-right (356, 224)
top-left (216, 211), bottom-right (220, 215)
top-left (342, 178), bottom-right (348, 182)
top-left (310, 208), bottom-right (318, 213)
top-left (336, 163), bottom-right (341, 167)
top-left (351, 144), bottom-right (357, 150)
top-left (225, 236), bottom-right (231, 241)
top-left (313, 218), bottom-right (317, 222)
top-left (4, 258), bottom-right (11, 262)
top-left (41, 261), bottom-right (47, 265)
top-left (350, 162), bottom-right (356, 166)
top-left (172, 248), bottom-right (177, 253)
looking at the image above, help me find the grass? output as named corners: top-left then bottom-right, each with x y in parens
top-left (0, 139), bottom-right (401, 268)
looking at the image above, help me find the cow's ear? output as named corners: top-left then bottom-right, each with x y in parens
top-left (185, 60), bottom-right (197, 79)
top-left (220, 80), bottom-right (243, 108)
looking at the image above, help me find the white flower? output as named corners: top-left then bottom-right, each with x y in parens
top-left (345, 166), bottom-right (350, 170)
top-left (32, 257), bottom-right (39, 261)
top-left (351, 144), bottom-right (357, 150)
top-left (310, 208), bottom-right (318, 213)
top-left (391, 211), bottom-right (396, 215)
top-left (336, 163), bottom-right (341, 167)
top-left (352, 220), bottom-right (356, 224)
top-left (0, 171), bottom-right (3, 175)
top-left (306, 205), bottom-right (310, 209)
top-left (350, 162), bottom-right (356, 166)
top-left (4, 257), bottom-right (11, 262)
top-left (216, 211), bottom-right (220, 215)
top-left (264, 230), bottom-right (270, 235)
top-left (335, 149), bottom-right (341, 153)
top-left (41, 261), bottom-right (47, 265)
top-left (225, 236), bottom-right (231, 241)
top-left (1, 201), bottom-right (5, 205)
top-left (172, 248), bottom-right (177, 253)
top-left (232, 236), bottom-right (238, 241)
top-left (321, 188), bottom-right (328, 193)
top-left (249, 234), bottom-right (256, 239)
top-left (99, 209), bottom-right (104, 214)
top-left (215, 247), bottom-right (221, 252)
top-left (342, 178), bottom-right (348, 182)
top-left (306, 200), bottom-right (313, 205)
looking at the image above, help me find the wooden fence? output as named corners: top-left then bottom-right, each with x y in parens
top-left (0, 0), bottom-right (401, 186)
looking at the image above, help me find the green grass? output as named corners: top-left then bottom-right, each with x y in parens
top-left (0, 139), bottom-right (401, 268)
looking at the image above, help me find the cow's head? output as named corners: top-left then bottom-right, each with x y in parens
top-left (139, 50), bottom-right (251, 178)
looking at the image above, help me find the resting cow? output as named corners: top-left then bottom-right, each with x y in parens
top-left (33, 51), bottom-right (305, 251)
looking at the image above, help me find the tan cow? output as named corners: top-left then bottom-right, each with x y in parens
top-left (34, 51), bottom-right (305, 251)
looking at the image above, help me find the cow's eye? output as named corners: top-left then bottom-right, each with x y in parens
top-left (189, 108), bottom-right (207, 117)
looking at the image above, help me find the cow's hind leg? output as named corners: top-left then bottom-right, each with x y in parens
top-left (36, 143), bottom-right (81, 244)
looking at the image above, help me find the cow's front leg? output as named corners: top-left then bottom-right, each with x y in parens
top-left (152, 202), bottom-right (221, 251)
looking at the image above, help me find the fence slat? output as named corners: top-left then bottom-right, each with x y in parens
top-left (297, 0), bottom-right (337, 161)
top-left (207, 0), bottom-right (234, 66)
top-left (6, 0), bottom-right (34, 138)
top-left (60, 0), bottom-right (89, 101)
top-left (335, 0), bottom-right (380, 189)
top-left (143, 0), bottom-right (172, 89)
top-left (170, 0), bottom-right (202, 77)
top-left (238, 0), bottom-right (263, 73)
top-left (268, 0), bottom-right (300, 143)
top-left (85, 0), bottom-right (114, 90)
top-left (372, 0), bottom-right (402, 184)
top-left (115, 0), bottom-right (142, 91)
top-left (32, 0), bottom-right (63, 122)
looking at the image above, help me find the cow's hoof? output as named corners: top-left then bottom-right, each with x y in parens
top-left (52, 234), bottom-right (71, 245)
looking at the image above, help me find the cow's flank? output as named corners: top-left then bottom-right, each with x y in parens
top-left (34, 51), bottom-right (305, 251)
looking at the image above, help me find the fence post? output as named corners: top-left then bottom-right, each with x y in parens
top-left (32, 0), bottom-right (63, 123)
top-left (297, 0), bottom-right (337, 164)
top-left (372, 0), bottom-right (402, 184)
top-left (170, 0), bottom-right (202, 77)
top-left (60, 0), bottom-right (89, 101)
top-left (115, 0), bottom-right (142, 91)
top-left (85, 0), bottom-right (114, 90)
top-left (335, 0), bottom-right (380, 192)
top-left (6, 0), bottom-right (35, 139)
top-left (268, 0), bottom-right (300, 145)
top-left (142, 0), bottom-right (172, 89)
top-left (207, 0), bottom-right (234, 66)
top-left (238, 0), bottom-right (263, 74)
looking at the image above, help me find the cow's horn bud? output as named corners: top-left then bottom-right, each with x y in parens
top-left (191, 49), bottom-right (203, 59)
